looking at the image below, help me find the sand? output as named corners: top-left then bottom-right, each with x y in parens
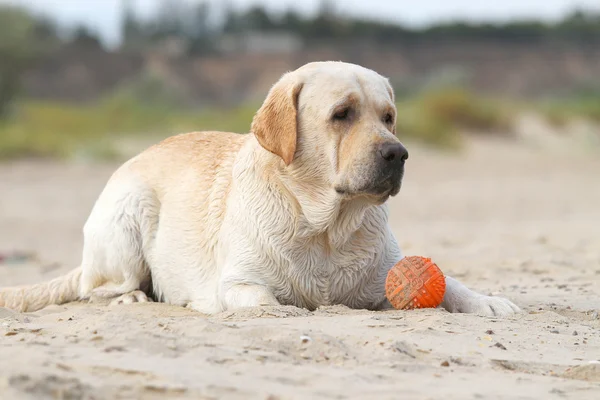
top-left (1, 134), bottom-right (599, 399)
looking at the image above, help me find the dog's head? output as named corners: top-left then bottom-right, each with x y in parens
top-left (251, 61), bottom-right (408, 204)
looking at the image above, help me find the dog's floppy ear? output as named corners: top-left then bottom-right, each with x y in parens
top-left (251, 73), bottom-right (303, 166)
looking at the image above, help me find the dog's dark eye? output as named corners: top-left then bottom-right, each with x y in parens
top-left (333, 108), bottom-right (351, 121)
top-left (383, 113), bottom-right (394, 124)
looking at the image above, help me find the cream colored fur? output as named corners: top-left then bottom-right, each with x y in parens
top-left (0, 62), bottom-right (519, 316)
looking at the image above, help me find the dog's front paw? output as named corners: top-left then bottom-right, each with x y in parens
top-left (109, 290), bottom-right (151, 306)
top-left (442, 277), bottom-right (520, 317)
top-left (447, 294), bottom-right (520, 317)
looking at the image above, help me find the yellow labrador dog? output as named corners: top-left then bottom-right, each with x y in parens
top-left (0, 61), bottom-right (519, 316)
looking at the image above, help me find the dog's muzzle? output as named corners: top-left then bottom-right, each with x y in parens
top-left (369, 141), bottom-right (409, 197)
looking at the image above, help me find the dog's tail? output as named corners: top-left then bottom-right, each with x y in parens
top-left (0, 267), bottom-right (82, 312)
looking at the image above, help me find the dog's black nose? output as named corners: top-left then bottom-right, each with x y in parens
top-left (379, 142), bottom-right (408, 163)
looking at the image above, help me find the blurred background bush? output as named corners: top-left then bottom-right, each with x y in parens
top-left (0, 0), bottom-right (599, 160)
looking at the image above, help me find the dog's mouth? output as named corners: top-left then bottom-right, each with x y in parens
top-left (371, 181), bottom-right (402, 203)
top-left (335, 173), bottom-right (403, 202)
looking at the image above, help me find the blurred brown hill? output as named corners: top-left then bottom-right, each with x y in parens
top-left (22, 38), bottom-right (600, 107)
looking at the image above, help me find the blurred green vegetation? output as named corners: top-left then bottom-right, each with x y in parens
top-left (1, 85), bottom-right (598, 161)
top-left (0, 7), bottom-right (39, 118)
top-left (124, 1), bottom-right (600, 53)
top-left (0, 6), bottom-right (60, 119)
top-left (0, 96), bottom-right (257, 160)
top-left (539, 103), bottom-right (600, 128)
top-left (0, 86), bottom-right (508, 160)
top-left (538, 95), bottom-right (600, 127)
top-left (222, 5), bottom-right (600, 45)
top-left (397, 87), bottom-right (514, 149)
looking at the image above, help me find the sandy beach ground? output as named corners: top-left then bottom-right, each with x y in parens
top-left (1, 132), bottom-right (599, 399)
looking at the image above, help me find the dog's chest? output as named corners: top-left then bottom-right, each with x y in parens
top-left (273, 230), bottom-right (383, 310)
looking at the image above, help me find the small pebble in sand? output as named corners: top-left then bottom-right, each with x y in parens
top-left (440, 361), bottom-right (450, 367)
top-left (300, 335), bottom-right (312, 344)
top-left (572, 331), bottom-right (578, 336)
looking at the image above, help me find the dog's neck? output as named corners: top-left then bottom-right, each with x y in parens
top-left (260, 151), bottom-right (374, 247)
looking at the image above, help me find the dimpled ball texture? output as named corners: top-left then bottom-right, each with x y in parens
top-left (385, 256), bottom-right (446, 310)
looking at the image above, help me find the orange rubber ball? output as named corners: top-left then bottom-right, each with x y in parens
top-left (385, 256), bottom-right (446, 310)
